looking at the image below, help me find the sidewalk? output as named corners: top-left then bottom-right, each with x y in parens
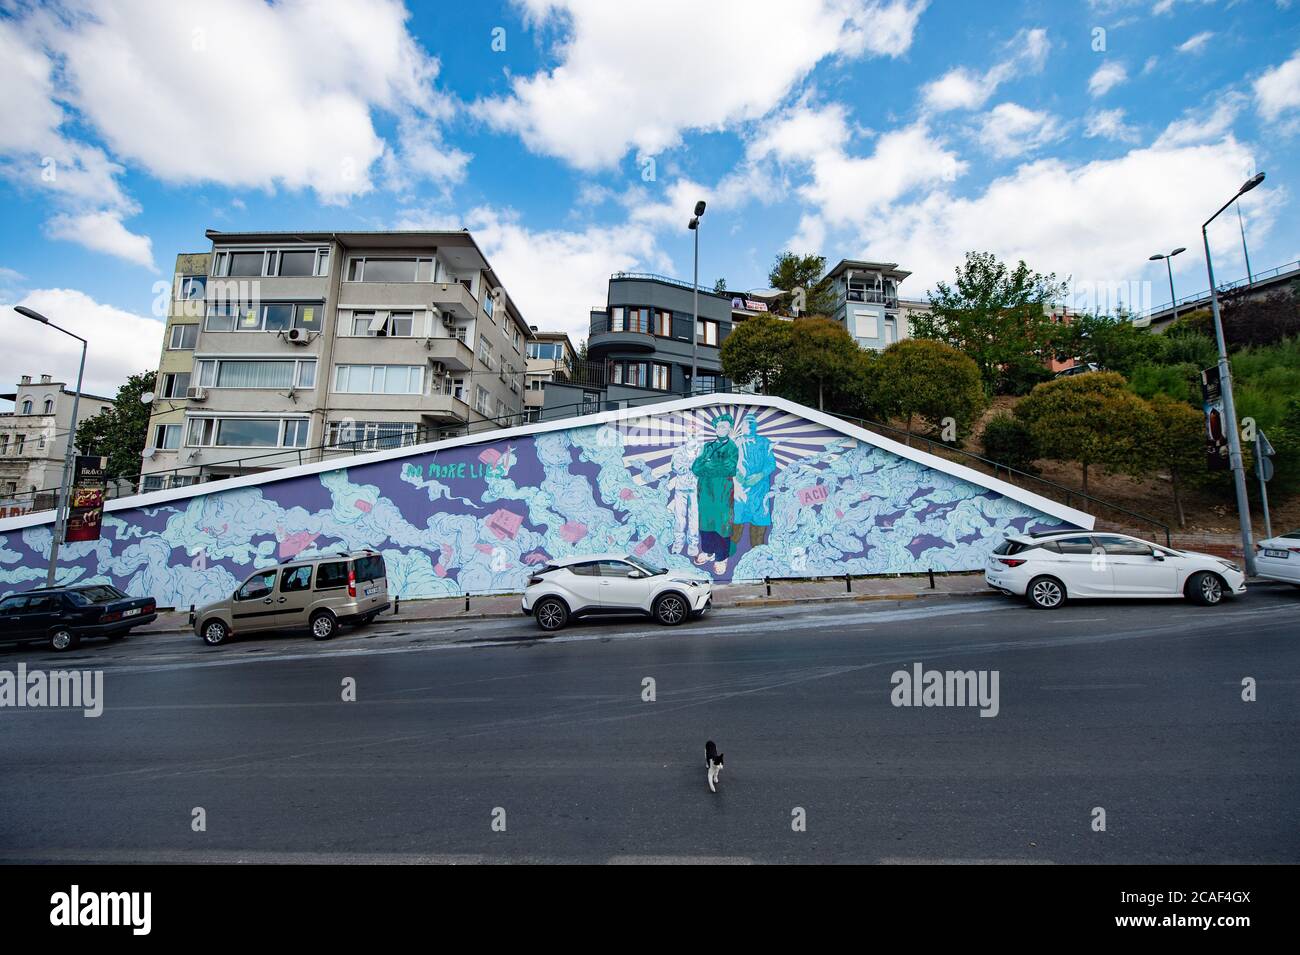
top-left (140, 572), bottom-right (995, 636)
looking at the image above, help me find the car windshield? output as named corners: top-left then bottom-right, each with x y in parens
top-left (70, 585), bottom-right (126, 604)
top-left (626, 555), bottom-right (667, 576)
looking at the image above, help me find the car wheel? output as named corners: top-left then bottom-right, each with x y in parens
top-left (201, 619), bottom-right (229, 646)
top-left (1187, 571), bottom-right (1226, 606)
top-left (310, 611), bottom-right (338, 640)
top-left (653, 592), bottom-right (689, 626)
top-left (49, 627), bottom-right (79, 652)
top-left (534, 597), bottom-right (568, 632)
top-left (1027, 576), bottom-right (1067, 610)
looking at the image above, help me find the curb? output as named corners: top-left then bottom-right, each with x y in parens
top-left (134, 587), bottom-right (999, 638)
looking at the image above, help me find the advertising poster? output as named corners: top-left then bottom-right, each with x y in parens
top-left (64, 454), bottom-right (107, 543)
top-left (1200, 366), bottom-right (1229, 471)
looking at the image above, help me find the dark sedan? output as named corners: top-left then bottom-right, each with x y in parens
top-left (0, 584), bottom-right (157, 652)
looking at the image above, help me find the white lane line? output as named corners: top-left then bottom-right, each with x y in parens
top-left (1039, 683), bottom-right (1146, 690)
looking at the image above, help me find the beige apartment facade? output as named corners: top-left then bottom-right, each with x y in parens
top-left (140, 231), bottom-right (531, 491)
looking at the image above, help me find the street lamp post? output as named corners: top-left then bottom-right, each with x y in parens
top-left (1202, 172), bottom-right (1265, 577)
top-left (15, 306), bottom-right (87, 587)
top-left (688, 200), bottom-right (706, 394)
top-left (1148, 247), bottom-right (1186, 322)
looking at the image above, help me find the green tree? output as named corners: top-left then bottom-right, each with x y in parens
top-left (981, 414), bottom-right (1040, 476)
top-left (875, 338), bottom-right (985, 443)
top-left (912, 251), bottom-right (1065, 395)
top-left (1054, 312), bottom-right (1164, 378)
top-left (768, 252), bottom-right (837, 317)
top-left (775, 316), bottom-right (870, 413)
top-left (1014, 371), bottom-right (1156, 494)
top-left (713, 277), bottom-right (728, 294)
top-left (75, 371), bottom-right (156, 485)
top-left (720, 315), bottom-right (792, 394)
top-left (1147, 393), bottom-right (1207, 528)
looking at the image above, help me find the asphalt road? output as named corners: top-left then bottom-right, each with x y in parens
top-left (1, 586), bottom-right (1297, 864)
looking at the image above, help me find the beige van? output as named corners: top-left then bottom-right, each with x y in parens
top-left (192, 550), bottom-right (389, 646)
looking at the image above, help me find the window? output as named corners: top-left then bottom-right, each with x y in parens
top-left (527, 377), bottom-right (546, 392)
top-left (186, 417), bottom-right (310, 448)
top-left (445, 377), bottom-right (466, 401)
top-left (153, 424), bottom-right (182, 450)
top-left (327, 420), bottom-right (419, 451)
top-left (169, 324), bottom-right (199, 350)
top-left (346, 311), bottom-right (415, 337)
top-left (477, 336), bottom-right (493, 370)
top-left (695, 373), bottom-right (718, 393)
top-left (205, 301), bottom-right (320, 332)
top-left (1055, 536), bottom-right (1097, 555)
top-left (236, 570), bottom-right (277, 600)
top-left (696, 319), bottom-right (719, 346)
top-left (315, 561), bottom-right (348, 590)
top-left (213, 247), bottom-right (327, 278)
top-left (652, 363), bottom-right (671, 391)
top-left (853, 310), bottom-right (879, 340)
top-left (161, 372), bottom-right (191, 399)
top-left (276, 250), bottom-right (316, 277)
top-left (15, 435), bottom-right (25, 455)
top-left (227, 251), bottom-right (265, 277)
top-left (280, 566), bottom-right (313, 592)
top-left (611, 361), bottom-right (649, 388)
top-left (474, 385), bottom-right (491, 416)
top-left (354, 555), bottom-right (385, 582)
top-left (655, 310), bottom-right (672, 337)
top-left (346, 257), bottom-right (434, 283)
top-left (613, 306), bottom-right (650, 333)
top-left (20, 399), bottom-right (32, 415)
top-left (333, 364), bottom-right (425, 395)
top-left (42, 398), bottom-right (54, 414)
top-left (0, 436), bottom-right (7, 455)
top-left (36, 433), bottom-right (45, 449)
top-left (1098, 536), bottom-right (1154, 557)
top-left (194, 359), bottom-right (315, 390)
top-left (177, 275), bottom-right (206, 300)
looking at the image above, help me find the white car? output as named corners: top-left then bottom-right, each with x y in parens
top-left (1256, 531), bottom-right (1300, 585)
top-left (522, 554), bottom-right (712, 631)
top-left (985, 530), bottom-right (1246, 609)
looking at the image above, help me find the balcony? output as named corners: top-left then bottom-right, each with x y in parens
top-left (844, 289), bottom-right (899, 308)
top-left (587, 315), bottom-right (656, 353)
top-left (429, 281), bottom-right (479, 320)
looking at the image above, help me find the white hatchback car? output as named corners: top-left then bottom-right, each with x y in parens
top-left (1256, 530), bottom-right (1300, 585)
top-left (522, 554), bottom-right (712, 631)
top-left (986, 530), bottom-right (1246, 609)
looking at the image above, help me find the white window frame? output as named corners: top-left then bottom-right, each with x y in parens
top-left (193, 357), bottom-right (317, 390)
top-left (168, 323), bottom-right (199, 350)
top-left (153, 423), bottom-right (182, 450)
top-left (345, 256), bottom-right (434, 283)
top-left (211, 247), bottom-right (329, 278)
top-left (185, 415), bottom-right (310, 449)
top-left (331, 364), bottom-right (426, 396)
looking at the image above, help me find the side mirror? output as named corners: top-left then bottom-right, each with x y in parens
top-left (627, 571), bottom-right (644, 579)
top-left (1152, 552), bottom-right (1164, 561)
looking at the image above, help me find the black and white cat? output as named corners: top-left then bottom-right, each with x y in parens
top-left (705, 740), bottom-right (725, 793)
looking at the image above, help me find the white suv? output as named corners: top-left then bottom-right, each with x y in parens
top-left (985, 531), bottom-right (1246, 609)
top-left (522, 554), bottom-right (713, 631)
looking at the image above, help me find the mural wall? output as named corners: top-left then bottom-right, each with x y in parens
top-left (0, 399), bottom-right (1083, 606)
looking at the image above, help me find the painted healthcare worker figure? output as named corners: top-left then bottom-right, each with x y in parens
top-left (667, 421), bottom-right (702, 557)
top-left (692, 413), bottom-right (739, 576)
top-left (732, 414), bottom-right (776, 549)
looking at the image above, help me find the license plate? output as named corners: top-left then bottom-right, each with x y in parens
top-left (1263, 549), bottom-right (1288, 559)
top-left (123, 607), bottom-right (141, 617)
top-left (364, 586), bottom-right (377, 596)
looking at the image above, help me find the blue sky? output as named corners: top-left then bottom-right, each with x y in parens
top-left (2, 0), bottom-right (1299, 396)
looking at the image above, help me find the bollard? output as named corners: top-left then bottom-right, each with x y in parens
top-left (393, 595), bottom-right (400, 615)
top-left (765, 576), bottom-right (771, 597)
top-left (928, 568), bottom-right (935, 589)
top-left (465, 593), bottom-right (470, 613)
top-left (845, 572), bottom-right (851, 593)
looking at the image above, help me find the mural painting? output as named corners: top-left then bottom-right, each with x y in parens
top-left (0, 398), bottom-right (1085, 606)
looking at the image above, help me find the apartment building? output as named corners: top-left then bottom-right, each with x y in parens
top-left (541, 272), bottom-right (733, 418)
top-left (140, 230), bottom-right (531, 491)
top-left (826, 259), bottom-right (913, 350)
top-left (0, 374), bottom-right (114, 511)
top-left (524, 330), bottom-right (576, 422)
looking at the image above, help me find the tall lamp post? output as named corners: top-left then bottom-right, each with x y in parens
top-left (1202, 172), bottom-right (1265, 577)
top-left (1148, 247), bottom-right (1185, 322)
top-left (688, 200), bottom-right (706, 394)
top-left (15, 306), bottom-right (87, 587)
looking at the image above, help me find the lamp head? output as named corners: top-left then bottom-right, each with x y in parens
top-left (1238, 172), bottom-right (1265, 195)
top-left (1171, 246), bottom-right (1186, 256)
top-left (694, 200), bottom-right (707, 216)
top-left (14, 306), bottom-right (48, 324)
top-left (688, 217), bottom-right (699, 230)
top-left (1148, 254), bottom-right (1164, 261)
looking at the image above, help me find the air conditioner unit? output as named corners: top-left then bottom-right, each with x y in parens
top-left (429, 361), bottom-right (446, 375)
top-left (286, 327), bottom-right (310, 344)
top-left (186, 386), bottom-right (207, 402)
top-left (440, 311), bottom-right (456, 329)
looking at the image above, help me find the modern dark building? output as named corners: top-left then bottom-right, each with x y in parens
top-left (541, 272), bottom-right (734, 418)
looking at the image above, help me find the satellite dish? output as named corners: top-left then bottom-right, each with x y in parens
top-left (140, 391), bottom-right (155, 405)
top-left (141, 447), bottom-right (155, 459)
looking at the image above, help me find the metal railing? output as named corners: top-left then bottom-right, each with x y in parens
top-left (610, 271), bottom-right (728, 295)
top-left (1137, 258), bottom-right (1299, 318)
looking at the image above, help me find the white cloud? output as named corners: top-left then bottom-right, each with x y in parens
top-left (461, 206), bottom-right (670, 341)
top-left (1254, 48), bottom-right (1300, 122)
top-left (920, 28), bottom-right (1050, 113)
top-left (1176, 31), bottom-right (1214, 54)
top-left (1089, 61), bottom-right (1128, 97)
top-left (476, 0), bottom-right (928, 170)
top-left (975, 103), bottom-right (1063, 158)
top-left (44, 212), bottom-right (157, 271)
top-left (747, 101), bottom-right (965, 237)
top-left (858, 136), bottom-right (1268, 308)
top-left (18, 0), bottom-right (461, 204)
top-left (2, 289), bottom-right (164, 398)
top-left (1153, 93), bottom-right (1245, 147)
top-left (1084, 107), bottom-right (1139, 142)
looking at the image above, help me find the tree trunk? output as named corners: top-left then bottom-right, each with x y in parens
top-left (905, 413), bottom-right (913, 447)
top-left (1171, 467), bottom-right (1185, 529)
top-left (1081, 462), bottom-right (1089, 496)
top-left (818, 380), bottom-right (824, 411)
